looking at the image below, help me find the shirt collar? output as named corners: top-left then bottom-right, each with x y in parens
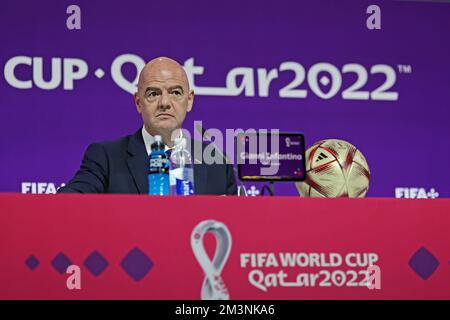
top-left (141, 127), bottom-right (182, 155)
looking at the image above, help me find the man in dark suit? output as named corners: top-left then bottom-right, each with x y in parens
top-left (58, 57), bottom-right (237, 195)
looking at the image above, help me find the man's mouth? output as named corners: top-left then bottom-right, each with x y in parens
top-left (156, 113), bottom-right (174, 118)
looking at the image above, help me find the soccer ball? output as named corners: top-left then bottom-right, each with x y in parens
top-left (296, 139), bottom-right (370, 198)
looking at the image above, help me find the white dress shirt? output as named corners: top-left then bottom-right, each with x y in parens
top-left (141, 127), bottom-right (181, 155)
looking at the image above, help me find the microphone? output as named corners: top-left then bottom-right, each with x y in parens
top-left (195, 123), bottom-right (231, 163)
top-left (195, 123), bottom-right (247, 196)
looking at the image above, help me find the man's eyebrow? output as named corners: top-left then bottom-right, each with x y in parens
top-left (144, 86), bottom-right (184, 93)
top-left (169, 85), bottom-right (184, 92)
top-left (144, 87), bottom-right (161, 94)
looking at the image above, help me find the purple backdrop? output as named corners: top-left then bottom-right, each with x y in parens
top-left (1, 0), bottom-right (449, 198)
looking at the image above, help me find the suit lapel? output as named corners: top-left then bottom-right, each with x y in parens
top-left (126, 128), bottom-right (148, 194)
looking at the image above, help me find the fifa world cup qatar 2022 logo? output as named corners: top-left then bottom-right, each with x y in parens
top-left (191, 220), bottom-right (232, 300)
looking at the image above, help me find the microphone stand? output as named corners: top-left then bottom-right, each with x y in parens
top-left (195, 123), bottom-right (247, 196)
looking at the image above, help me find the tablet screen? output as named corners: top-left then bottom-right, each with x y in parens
top-left (236, 132), bottom-right (306, 181)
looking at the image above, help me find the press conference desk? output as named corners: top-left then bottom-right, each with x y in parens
top-left (0, 193), bottom-right (449, 300)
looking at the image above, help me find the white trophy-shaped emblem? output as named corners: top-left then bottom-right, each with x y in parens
top-left (191, 220), bottom-right (232, 300)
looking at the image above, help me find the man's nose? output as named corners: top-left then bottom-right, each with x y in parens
top-left (158, 91), bottom-right (172, 110)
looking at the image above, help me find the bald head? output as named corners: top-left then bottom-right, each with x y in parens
top-left (134, 56), bottom-right (194, 145)
top-left (137, 57), bottom-right (190, 93)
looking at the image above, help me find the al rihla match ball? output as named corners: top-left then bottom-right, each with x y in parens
top-left (296, 139), bottom-right (370, 198)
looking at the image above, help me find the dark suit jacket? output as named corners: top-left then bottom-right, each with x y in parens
top-left (58, 128), bottom-right (237, 195)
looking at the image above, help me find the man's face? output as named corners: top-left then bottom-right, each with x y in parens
top-left (134, 59), bottom-right (194, 138)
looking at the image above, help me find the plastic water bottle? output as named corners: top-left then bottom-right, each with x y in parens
top-left (148, 135), bottom-right (170, 195)
top-left (169, 138), bottom-right (195, 195)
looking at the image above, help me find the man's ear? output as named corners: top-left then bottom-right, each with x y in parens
top-left (134, 92), bottom-right (142, 114)
top-left (187, 90), bottom-right (194, 112)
